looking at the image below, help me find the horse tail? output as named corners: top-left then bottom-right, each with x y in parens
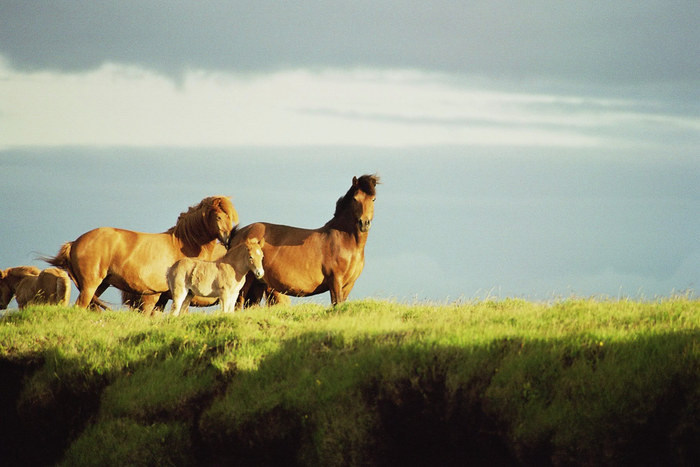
top-left (40, 242), bottom-right (111, 310)
top-left (42, 242), bottom-right (72, 268)
top-left (40, 242), bottom-right (76, 283)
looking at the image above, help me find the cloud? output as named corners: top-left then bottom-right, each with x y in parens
top-left (1, 1), bottom-right (698, 88)
top-left (2, 59), bottom-right (696, 149)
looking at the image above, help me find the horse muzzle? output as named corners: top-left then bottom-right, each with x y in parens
top-left (220, 226), bottom-right (237, 249)
top-left (254, 268), bottom-right (264, 279)
top-left (358, 219), bottom-right (372, 233)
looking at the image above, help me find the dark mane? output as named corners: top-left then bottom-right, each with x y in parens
top-left (333, 174), bottom-right (380, 217)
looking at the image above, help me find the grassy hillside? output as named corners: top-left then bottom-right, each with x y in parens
top-left (1, 298), bottom-right (698, 466)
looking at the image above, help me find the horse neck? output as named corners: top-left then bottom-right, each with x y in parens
top-left (324, 214), bottom-right (368, 246)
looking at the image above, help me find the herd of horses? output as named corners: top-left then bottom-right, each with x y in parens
top-left (0, 174), bottom-right (379, 314)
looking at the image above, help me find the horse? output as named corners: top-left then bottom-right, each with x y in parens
top-left (0, 266), bottom-right (41, 309)
top-left (15, 268), bottom-right (71, 309)
top-left (43, 196), bottom-right (238, 314)
top-left (167, 237), bottom-right (265, 316)
top-left (230, 174), bottom-right (379, 306)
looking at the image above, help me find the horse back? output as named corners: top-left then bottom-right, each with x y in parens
top-left (71, 227), bottom-right (180, 291)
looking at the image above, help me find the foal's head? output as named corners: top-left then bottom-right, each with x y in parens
top-left (245, 238), bottom-right (265, 279)
top-left (336, 174), bottom-right (380, 233)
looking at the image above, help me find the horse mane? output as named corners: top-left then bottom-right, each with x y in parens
top-left (333, 174), bottom-right (380, 217)
top-left (167, 196), bottom-right (234, 246)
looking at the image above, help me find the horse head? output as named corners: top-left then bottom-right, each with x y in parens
top-left (207, 196), bottom-right (239, 247)
top-left (349, 174), bottom-right (379, 233)
top-left (245, 238), bottom-right (265, 279)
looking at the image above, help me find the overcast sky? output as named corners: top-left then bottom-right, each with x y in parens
top-left (1, 2), bottom-right (698, 305)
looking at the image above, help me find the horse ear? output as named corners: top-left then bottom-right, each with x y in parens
top-left (352, 176), bottom-right (358, 187)
top-left (0, 269), bottom-right (5, 280)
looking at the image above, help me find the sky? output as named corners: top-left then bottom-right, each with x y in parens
top-left (1, 2), bottom-right (698, 307)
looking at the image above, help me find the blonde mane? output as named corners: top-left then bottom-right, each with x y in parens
top-left (167, 196), bottom-right (237, 247)
top-left (4, 266), bottom-right (41, 280)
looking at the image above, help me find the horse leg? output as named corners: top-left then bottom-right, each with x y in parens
top-left (89, 281), bottom-right (111, 310)
top-left (181, 292), bottom-right (194, 315)
top-left (329, 276), bottom-right (344, 305)
top-left (266, 289), bottom-right (290, 306)
top-left (220, 293), bottom-right (231, 313)
top-left (236, 274), bottom-right (254, 309)
top-left (245, 278), bottom-right (267, 308)
top-left (170, 289), bottom-right (186, 317)
top-left (76, 282), bottom-right (101, 309)
top-left (140, 294), bottom-right (161, 316)
top-left (154, 293), bottom-right (170, 312)
top-left (339, 282), bottom-right (355, 304)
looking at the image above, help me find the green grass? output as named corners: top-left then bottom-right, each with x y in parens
top-left (1, 298), bottom-right (698, 465)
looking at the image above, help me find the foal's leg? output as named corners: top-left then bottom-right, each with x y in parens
top-left (225, 283), bottom-right (247, 313)
top-left (170, 288), bottom-right (188, 317)
top-left (181, 292), bottom-right (194, 314)
top-left (222, 285), bottom-right (242, 313)
top-left (220, 293), bottom-right (231, 313)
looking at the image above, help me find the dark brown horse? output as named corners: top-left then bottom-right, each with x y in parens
top-left (231, 174), bottom-right (379, 306)
top-left (44, 196), bottom-right (238, 313)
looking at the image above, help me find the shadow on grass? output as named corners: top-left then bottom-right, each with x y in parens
top-left (199, 330), bottom-right (699, 466)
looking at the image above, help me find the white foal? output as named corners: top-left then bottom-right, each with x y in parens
top-left (167, 238), bottom-right (264, 316)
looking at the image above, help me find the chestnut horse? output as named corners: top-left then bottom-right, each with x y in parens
top-left (0, 266), bottom-right (41, 309)
top-left (167, 237), bottom-right (265, 315)
top-left (231, 174), bottom-right (379, 306)
top-left (43, 196), bottom-right (238, 313)
top-left (15, 268), bottom-right (71, 309)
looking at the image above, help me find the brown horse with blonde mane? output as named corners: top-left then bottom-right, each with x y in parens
top-left (231, 174), bottom-right (379, 306)
top-left (43, 196), bottom-right (238, 313)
